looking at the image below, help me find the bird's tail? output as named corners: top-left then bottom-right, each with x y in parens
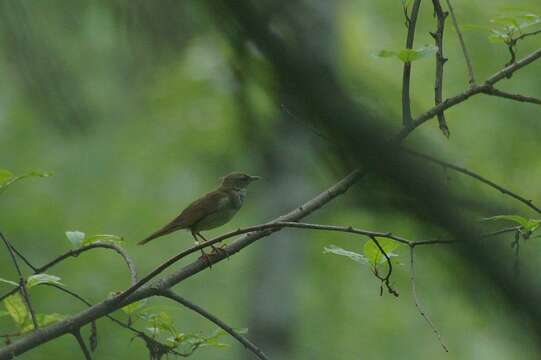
top-left (138, 226), bottom-right (173, 245)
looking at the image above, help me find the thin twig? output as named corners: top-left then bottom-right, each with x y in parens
top-left (36, 241), bottom-right (137, 285)
top-left (405, 149), bottom-right (541, 214)
top-left (160, 289), bottom-right (269, 360)
top-left (0, 232), bottom-right (38, 330)
top-left (431, 0), bottom-right (449, 137)
top-left (7, 244), bottom-right (37, 272)
top-left (444, 0), bottom-right (475, 86)
top-left (72, 329), bottom-right (92, 360)
top-left (370, 237), bottom-right (399, 297)
top-left (402, 0), bottom-right (422, 126)
top-left (410, 246), bottom-right (448, 352)
top-left (482, 87), bottom-right (541, 106)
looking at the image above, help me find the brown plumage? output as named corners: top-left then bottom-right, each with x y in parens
top-left (138, 172), bottom-right (260, 246)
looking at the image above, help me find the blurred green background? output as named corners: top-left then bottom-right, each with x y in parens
top-left (1, 0), bottom-right (541, 359)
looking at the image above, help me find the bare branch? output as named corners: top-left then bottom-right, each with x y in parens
top-left (409, 246), bottom-right (448, 352)
top-left (444, 0), bottom-right (475, 85)
top-left (402, 0), bottom-right (422, 126)
top-left (72, 329), bottom-right (92, 360)
top-left (405, 149), bottom-right (541, 214)
top-left (482, 87), bottom-right (541, 106)
top-left (160, 289), bottom-right (269, 360)
top-left (0, 232), bottom-right (38, 330)
top-left (395, 47), bottom-right (541, 141)
top-left (431, 0), bottom-right (449, 137)
top-left (36, 241), bottom-right (137, 286)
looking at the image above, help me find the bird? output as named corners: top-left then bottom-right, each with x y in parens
top-left (138, 172), bottom-right (260, 258)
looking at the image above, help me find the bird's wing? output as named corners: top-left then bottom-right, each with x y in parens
top-left (138, 190), bottom-right (229, 245)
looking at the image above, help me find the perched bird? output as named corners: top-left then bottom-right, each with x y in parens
top-left (138, 172), bottom-right (260, 256)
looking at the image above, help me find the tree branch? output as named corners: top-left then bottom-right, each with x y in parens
top-left (402, 0), bottom-right (422, 126)
top-left (431, 0), bottom-right (449, 137)
top-left (395, 47), bottom-right (541, 142)
top-left (404, 149), bottom-right (541, 214)
top-left (159, 289), bottom-right (269, 360)
top-left (482, 87), bottom-right (541, 106)
top-left (444, 0), bottom-right (475, 85)
top-left (35, 241), bottom-right (137, 285)
top-left (0, 232), bottom-right (38, 330)
top-left (72, 329), bottom-right (92, 360)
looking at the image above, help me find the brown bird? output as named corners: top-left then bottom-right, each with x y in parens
top-left (138, 172), bottom-right (260, 256)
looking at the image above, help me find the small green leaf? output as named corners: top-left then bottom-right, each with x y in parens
top-left (26, 274), bottom-right (64, 289)
top-left (0, 278), bottom-right (19, 287)
top-left (66, 231), bottom-right (86, 247)
top-left (21, 313), bottom-right (66, 333)
top-left (122, 299), bottom-right (147, 315)
top-left (323, 245), bottom-right (367, 264)
top-left (4, 293), bottom-right (28, 327)
top-left (83, 234), bottom-right (123, 245)
top-left (363, 238), bottom-right (400, 266)
top-left (397, 45), bottom-right (438, 62)
top-left (0, 169), bottom-right (14, 185)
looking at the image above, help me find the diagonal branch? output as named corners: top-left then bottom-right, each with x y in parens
top-left (159, 289), bottom-right (269, 360)
top-left (0, 232), bottom-right (38, 330)
top-left (402, 0), bottom-right (422, 126)
top-left (482, 87), bottom-right (541, 106)
top-left (72, 329), bottom-right (92, 360)
top-left (444, 0), bottom-right (475, 85)
top-left (409, 246), bottom-right (448, 352)
top-left (405, 149), bottom-right (541, 214)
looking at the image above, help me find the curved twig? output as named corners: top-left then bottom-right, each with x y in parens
top-left (72, 329), bottom-right (92, 360)
top-left (444, 0), bottom-right (475, 85)
top-left (36, 241), bottom-right (137, 285)
top-left (401, 0), bottom-right (422, 126)
top-left (159, 289), bottom-right (269, 360)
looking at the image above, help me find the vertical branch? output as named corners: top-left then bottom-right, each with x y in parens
top-left (0, 232), bottom-right (38, 330)
top-left (444, 0), bottom-right (475, 86)
top-left (410, 246), bottom-right (448, 352)
top-left (72, 329), bottom-right (92, 360)
top-left (430, 0), bottom-right (449, 137)
top-left (402, 0), bottom-right (422, 126)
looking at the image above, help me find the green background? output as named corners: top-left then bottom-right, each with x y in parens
top-left (1, 1), bottom-right (541, 359)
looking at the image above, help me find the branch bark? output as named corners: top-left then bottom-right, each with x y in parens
top-left (402, 0), bottom-right (422, 126)
top-left (159, 289), bottom-right (269, 360)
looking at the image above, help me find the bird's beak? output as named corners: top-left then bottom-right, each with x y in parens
top-left (249, 175), bottom-right (262, 182)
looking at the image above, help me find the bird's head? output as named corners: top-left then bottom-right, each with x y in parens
top-left (220, 172), bottom-right (261, 190)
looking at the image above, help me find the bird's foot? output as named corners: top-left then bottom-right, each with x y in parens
top-left (199, 249), bottom-right (213, 269)
top-left (210, 244), bottom-right (230, 260)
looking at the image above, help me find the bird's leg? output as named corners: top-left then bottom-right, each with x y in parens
top-left (192, 231), bottom-right (212, 268)
top-left (197, 232), bottom-right (229, 259)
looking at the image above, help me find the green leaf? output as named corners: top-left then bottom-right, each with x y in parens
top-left (323, 245), bottom-right (367, 264)
top-left (363, 238), bottom-right (400, 266)
top-left (0, 278), bottom-right (19, 287)
top-left (26, 274), bottom-right (64, 289)
top-left (0, 169), bottom-right (14, 185)
top-left (122, 299), bottom-right (147, 315)
top-left (66, 231), bottom-right (86, 247)
top-left (4, 293), bottom-right (28, 327)
top-left (397, 45), bottom-right (438, 62)
top-left (83, 234), bottom-right (124, 245)
top-left (21, 313), bottom-right (66, 333)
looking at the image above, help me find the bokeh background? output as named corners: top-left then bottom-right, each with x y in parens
top-left (1, 0), bottom-right (541, 359)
